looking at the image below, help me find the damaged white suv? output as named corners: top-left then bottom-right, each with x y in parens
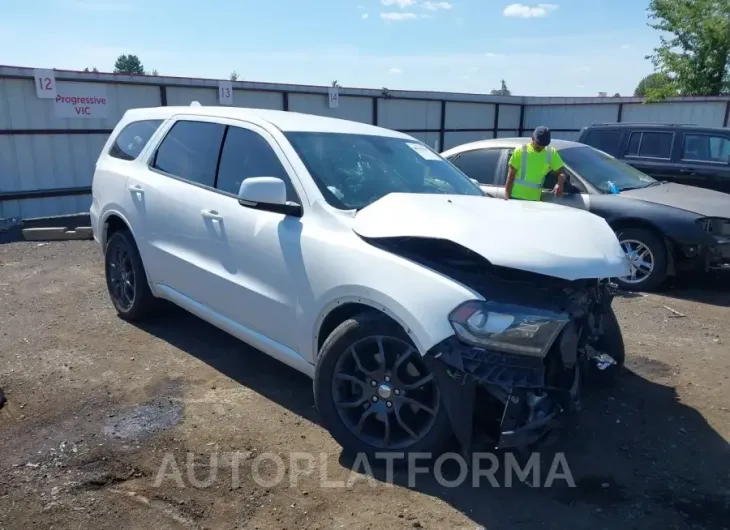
top-left (91, 104), bottom-right (631, 458)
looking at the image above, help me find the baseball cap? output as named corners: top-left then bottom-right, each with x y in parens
top-left (532, 126), bottom-right (551, 146)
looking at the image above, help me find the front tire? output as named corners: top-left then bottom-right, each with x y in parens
top-left (104, 230), bottom-right (156, 321)
top-left (589, 305), bottom-right (625, 385)
top-left (314, 311), bottom-right (453, 461)
top-left (614, 227), bottom-right (668, 292)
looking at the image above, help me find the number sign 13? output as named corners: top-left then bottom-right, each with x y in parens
top-left (34, 69), bottom-right (57, 99)
top-left (218, 81), bottom-right (234, 105)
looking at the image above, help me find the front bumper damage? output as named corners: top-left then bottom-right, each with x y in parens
top-left (423, 337), bottom-right (570, 454)
top-left (424, 310), bottom-right (616, 455)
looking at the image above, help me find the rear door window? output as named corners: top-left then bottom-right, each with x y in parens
top-left (583, 129), bottom-right (621, 156)
top-left (151, 120), bottom-right (226, 187)
top-left (625, 131), bottom-right (673, 159)
top-left (448, 148), bottom-right (503, 184)
top-left (682, 133), bottom-right (730, 164)
top-left (108, 119), bottom-right (163, 161)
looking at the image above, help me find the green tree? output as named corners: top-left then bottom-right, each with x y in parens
top-left (148, 69), bottom-right (159, 76)
top-left (114, 54), bottom-right (145, 75)
top-left (647, 0), bottom-right (730, 97)
top-left (230, 71), bottom-right (239, 81)
top-left (634, 72), bottom-right (678, 97)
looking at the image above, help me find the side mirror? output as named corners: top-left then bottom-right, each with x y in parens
top-left (238, 177), bottom-right (302, 217)
top-left (470, 178), bottom-right (480, 186)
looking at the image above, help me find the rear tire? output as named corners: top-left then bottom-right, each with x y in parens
top-left (104, 230), bottom-right (156, 321)
top-left (613, 227), bottom-right (668, 292)
top-left (314, 311), bottom-right (453, 462)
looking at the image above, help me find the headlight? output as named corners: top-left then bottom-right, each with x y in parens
top-left (448, 300), bottom-right (570, 358)
top-left (696, 217), bottom-right (730, 237)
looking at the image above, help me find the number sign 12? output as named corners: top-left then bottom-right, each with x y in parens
top-left (34, 69), bottom-right (57, 99)
top-left (218, 81), bottom-right (234, 105)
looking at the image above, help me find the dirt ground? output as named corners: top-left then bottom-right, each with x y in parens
top-left (1, 240), bottom-right (729, 530)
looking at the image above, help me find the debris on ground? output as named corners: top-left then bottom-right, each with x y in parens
top-left (663, 305), bottom-right (686, 318)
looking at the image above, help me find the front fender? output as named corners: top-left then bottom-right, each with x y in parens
top-left (303, 244), bottom-right (483, 360)
top-left (311, 288), bottom-right (458, 360)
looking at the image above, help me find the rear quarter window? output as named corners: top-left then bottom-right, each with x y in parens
top-left (108, 119), bottom-right (163, 161)
top-left (583, 129), bottom-right (622, 156)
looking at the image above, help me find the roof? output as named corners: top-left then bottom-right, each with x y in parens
top-left (122, 105), bottom-right (410, 138)
top-left (441, 137), bottom-right (584, 156)
top-left (585, 122), bottom-right (726, 130)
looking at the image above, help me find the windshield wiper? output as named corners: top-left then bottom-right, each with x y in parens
top-left (618, 182), bottom-right (657, 191)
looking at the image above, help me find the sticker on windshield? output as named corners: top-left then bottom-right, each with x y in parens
top-left (407, 142), bottom-right (442, 161)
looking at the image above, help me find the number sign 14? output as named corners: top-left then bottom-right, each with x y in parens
top-left (328, 87), bottom-right (339, 108)
top-left (34, 69), bottom-right (57, 99)
top-left (218, 81), bottom-right (234, 105)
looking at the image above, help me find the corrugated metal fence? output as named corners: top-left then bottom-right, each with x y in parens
top-left (2, 65), bottom-right (730, 219)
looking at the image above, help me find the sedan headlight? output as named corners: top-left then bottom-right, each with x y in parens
top-left (696, 217), bottom-right (730, 237)
top-left (448, 301), bottom-right (570, 357)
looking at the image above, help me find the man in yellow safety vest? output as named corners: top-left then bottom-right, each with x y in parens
top-left (504, 126), bottom-right (567, 201)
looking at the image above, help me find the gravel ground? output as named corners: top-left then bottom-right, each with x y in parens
top-left (1, 240), bottom-right (729, 530)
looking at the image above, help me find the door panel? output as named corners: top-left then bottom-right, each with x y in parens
top-left (194, 192), bottom-right (302, 352)
top-left (138, 119), bottom-right (227, 297)
top-left (676, 132), bottom-right (730, 193)
top-left (140, 172), bottom-right (217, 298)
top-left (201, 122), bottom-right (306, 352)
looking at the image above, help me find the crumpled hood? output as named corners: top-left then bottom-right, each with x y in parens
top-left (353, 193), bottom-right (630, 281)
top-left (620, 182), bottom-right (730, 218)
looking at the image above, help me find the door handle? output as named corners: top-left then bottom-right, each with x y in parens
top-left (201, 209), bottom-right (223, 220)
top-left (678, 168), bottom-right (696, 175)
top-left (128, 184), bottom-right (144, 193)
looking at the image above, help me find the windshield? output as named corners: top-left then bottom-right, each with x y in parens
top-left (284, 132), bottom-right (484, 210)
top-left (559, 145), bottom-right (658, 193)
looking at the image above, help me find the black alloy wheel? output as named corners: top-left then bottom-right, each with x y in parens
top-left (104, 230), bottom-right (156, 321)
top-left (314, 311), bottom-right (453, 459)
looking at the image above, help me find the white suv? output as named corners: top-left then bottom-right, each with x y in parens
top-left (91, 104), bottom-right (630, 458)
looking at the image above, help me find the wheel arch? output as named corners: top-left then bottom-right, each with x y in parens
top-left (99, 209), bottom-right (135, 249)
top-left (312, 295), bottom-right (445, 362)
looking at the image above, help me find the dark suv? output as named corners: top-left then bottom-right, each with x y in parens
top-left (578, 123), bottom-right (730, 194)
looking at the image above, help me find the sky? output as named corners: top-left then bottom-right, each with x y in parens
top-left (1, 0), bottom-right (661, 97)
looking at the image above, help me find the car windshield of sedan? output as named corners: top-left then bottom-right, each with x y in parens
top-left (284, 131), bottom-right (484, 210)
top-left (559, 145), bottom-right (658, 193)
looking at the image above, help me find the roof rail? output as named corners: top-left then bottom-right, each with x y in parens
top-left (588, 122), bottom-right (698, 127)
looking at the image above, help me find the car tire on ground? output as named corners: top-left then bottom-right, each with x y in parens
top-left (104, 229), bottom-right (156, 321)
top-left (614, 227), bottom-right (668, 292)
top-left (314, 310), bottom-right (453, 463)
top-left (589, 304), bottom-right (625, 386)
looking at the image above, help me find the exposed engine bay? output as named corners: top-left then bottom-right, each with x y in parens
top-left (364, 235), bottom-right (623, 454)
